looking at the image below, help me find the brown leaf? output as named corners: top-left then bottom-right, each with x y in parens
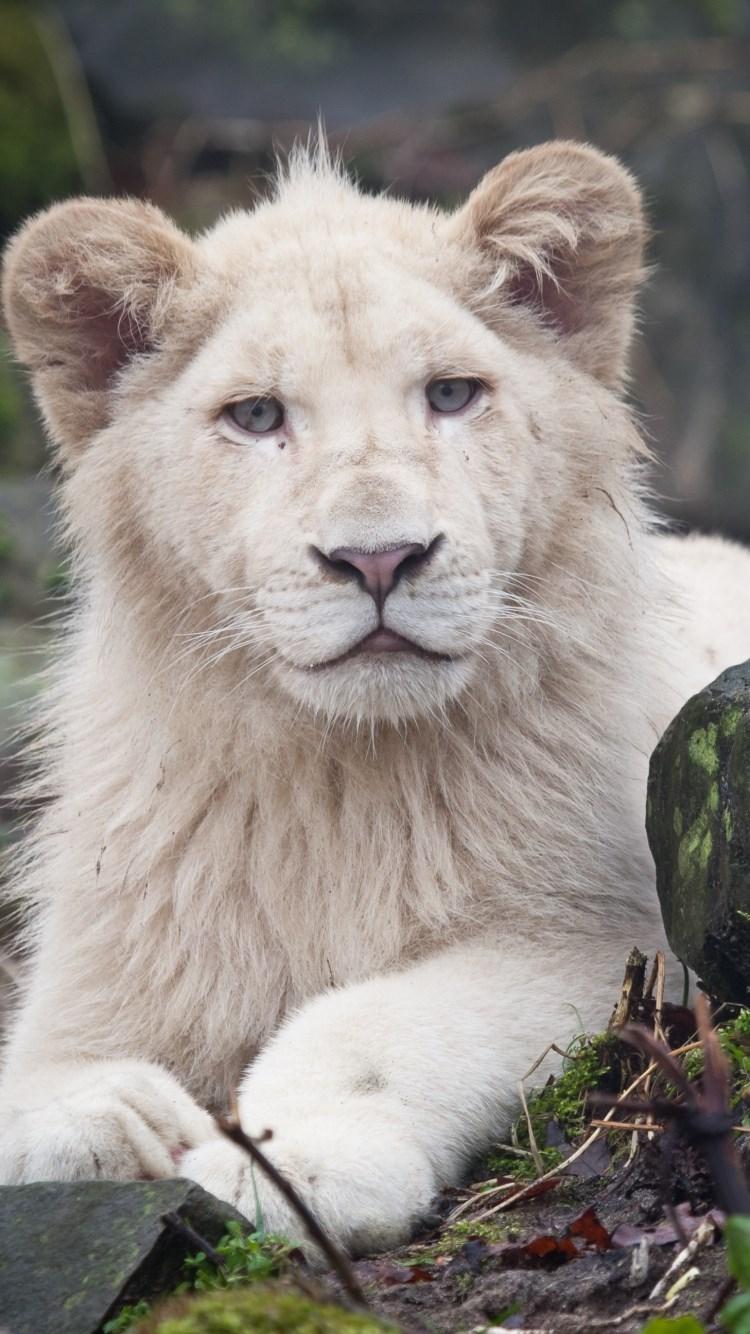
top-left (611, 1203), bottom-right (726, 1249)
top-left (567, 1206), bottom-right (612, 1251)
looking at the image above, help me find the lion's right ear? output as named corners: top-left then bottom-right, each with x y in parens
top-left (446, 142), bottom-right (646, 388)
top-left (2, 197), bottom-right (197, 457)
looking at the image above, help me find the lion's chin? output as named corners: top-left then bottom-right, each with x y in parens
top-left (276, 652), bottom-right (474, 727)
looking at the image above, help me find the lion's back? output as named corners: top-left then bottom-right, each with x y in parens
top-left (652, 531), bottom-right (750, 705)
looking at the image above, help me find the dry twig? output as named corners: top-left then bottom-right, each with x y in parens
top-left (448, 1038), bottom-right (704, 1226)
top-left (216, 1113), bottom-right (368, 1309)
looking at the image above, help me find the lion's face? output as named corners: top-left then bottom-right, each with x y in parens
top-left (143, 227), bottom-right (545, 724)
top-left (3, 142), bottom-right (645, 725)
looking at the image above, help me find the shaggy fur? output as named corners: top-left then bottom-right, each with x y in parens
top-left (1, 140), bottom-right (749, 1253)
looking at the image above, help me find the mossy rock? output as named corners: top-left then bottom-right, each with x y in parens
top-left (647, 659), bottom-right (750, 1000)
top-left (136, 1286), bottom-right (393, 1333)
top-left (0, 1179), bottom-right (247, 1334)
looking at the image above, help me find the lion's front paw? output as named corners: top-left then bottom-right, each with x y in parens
top-left (0, 1059), bottom-right (216, 1185)
top-left (181, 1119), bottom-right (437, 1260)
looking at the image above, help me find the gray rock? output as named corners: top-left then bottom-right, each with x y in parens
top-left (647, 659), bottom-right (750, 1001)
top-left (0, 1178), bottom-right (245, 1334)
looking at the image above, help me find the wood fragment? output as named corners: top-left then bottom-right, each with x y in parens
top-left (610, 947), bottom-right (647, 1029)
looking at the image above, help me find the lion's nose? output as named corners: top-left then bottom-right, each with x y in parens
top-left (313, 539), bottom-right (440, 611)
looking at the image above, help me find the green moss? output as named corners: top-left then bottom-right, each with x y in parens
top-left (403, 1218), bottom-right (511, 1264)
top-left (683, 1007), bottom-right (750, 1092)
top-left (721, 706), bottom-right (744, 738)
top-left (723, 807), bottom-right (735, 842)
top-left (136, 1287), bottom-right (391, 1333)
top-left (525, 1034), bottom-right (614, 1139)
top-left (709, 782), bottom-right (719, 813)
top-left (688, 724), bottom-right (720, 775)
top-left (482, 1033), bottom-right (615, 1185)
top-left (678, 811), bottom-right (712, 880)
top-left (483, 1145), bottom-right (564, 1181)
top-left (673, 808), bottom-right (684, 836)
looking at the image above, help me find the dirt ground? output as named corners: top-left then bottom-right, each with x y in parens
top-left (329, 1150), bottom-right (733, 1332)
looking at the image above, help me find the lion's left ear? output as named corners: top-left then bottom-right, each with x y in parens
top-left (447, 141), bottom-right (647, 388)
top-left (2, 196), bottom-right (198, 459)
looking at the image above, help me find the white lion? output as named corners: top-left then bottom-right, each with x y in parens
top-left (1, 141), bottom-right (748, 1254)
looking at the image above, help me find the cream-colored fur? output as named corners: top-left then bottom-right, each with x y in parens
top-left (1, 141), bottom-right (749, 1254)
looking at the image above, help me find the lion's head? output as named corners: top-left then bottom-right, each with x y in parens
top-left (2, 141), bottom-right (645, 725)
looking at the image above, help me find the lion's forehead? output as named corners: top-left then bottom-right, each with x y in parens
top-left (189, 249), bottom-right (505, 408)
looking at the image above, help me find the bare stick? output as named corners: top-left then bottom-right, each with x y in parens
top-left (216, 1114), bottom-right (368, 1309)
top-left (589, 1119), bottom-right (665, 1133)
top-left (161, 1212), bottom-right (225, 1269)
top-left (610, 946), bottom-right (647, 1029)
top-left (517, 1042), bottom-right (584, 1175)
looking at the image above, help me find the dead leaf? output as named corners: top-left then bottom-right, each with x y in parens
top-left (483, 1207), bottom-right (611, 1268)
top-left (611, 1203), bottom-right (725, 1249)
top-left (567, 1206), bottom-right (612, 1251)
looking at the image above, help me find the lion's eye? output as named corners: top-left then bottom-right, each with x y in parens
top-left (426, 378), bottom-right (479, 414)
top-left (225, 396), bottom-right (284, 434)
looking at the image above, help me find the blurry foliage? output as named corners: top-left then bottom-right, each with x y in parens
top-left (60, 0), bottom-right (343, 69)
top-left (0, 3), bottom-right (81, 239)
top-left (0, 0), bottom-right (748, 614)
top-left (0, 335), bottom-right (46, 476)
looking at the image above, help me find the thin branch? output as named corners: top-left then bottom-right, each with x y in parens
top-left (161, 1212), bottom-right (225, 1270)
top-left (216, 1114), bottom-right (368, 1310)
top-left (448, 1037), bottom-right (704, 1226)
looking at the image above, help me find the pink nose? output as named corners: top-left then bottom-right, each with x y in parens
top-left (318, 542), bottom-right (429, 610)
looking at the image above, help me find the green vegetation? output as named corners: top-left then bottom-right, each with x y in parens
top-left (181, 1219), bottom-right (298, 1294)
top-left (483, 1032), bottom-right (616, 1181)
top-left (102, 1220), bottom-right (299, 1333)
top-left (402, 1217), bottom-right (511, 1266)
top-left (104, 1302), bottom-right (152, 1334)
top-left (682, 1007), bottom-right (750, 1101)
top-left (134, 1287), bottom-right (391, 1333)
top-left (0, 5), bottom-right (80, 238)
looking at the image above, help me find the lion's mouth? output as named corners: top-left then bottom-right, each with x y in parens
top-left (306, 627), bottom-right (456, 671)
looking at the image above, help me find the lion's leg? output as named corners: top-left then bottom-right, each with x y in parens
top-left (182, 937), bottom-right (627, 1256)
top-left (0, 963), bottom-right (217, 1184)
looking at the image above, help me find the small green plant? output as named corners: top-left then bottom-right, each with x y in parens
top-left (721, 1216), bottom-right (750, 1332)
top-left (103, 1300), bottom-right (152, 1333)
top-left (180, 1219), bottom-right (297, 1293)
top-left (483, 1143), bottom-right (564, 1181)
top-left (104, 1220), bottom-right (297, 1332)
top-left (482, 1031), bottom-right (616, 1181)
top-left (683, 1009), bottom-right (750, 1101)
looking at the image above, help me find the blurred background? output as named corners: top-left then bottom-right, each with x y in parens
top-left (0, 0), bottom-right (749, 850)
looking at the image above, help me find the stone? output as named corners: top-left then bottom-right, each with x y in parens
top-left (0, 1178), bottom-right (246, 1334)
top-left (647, 659), bottom-right (750, 1001)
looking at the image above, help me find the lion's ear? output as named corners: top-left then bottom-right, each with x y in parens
top-left (2, 197), bottom-right (197, 457)
top-left (449, 141), bottom-right (647, 387)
